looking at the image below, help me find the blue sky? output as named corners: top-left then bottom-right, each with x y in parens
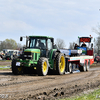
top-left (0, 0), bottom-right (100, 47)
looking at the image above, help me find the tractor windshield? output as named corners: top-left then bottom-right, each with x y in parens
top-left (28, 38), bottom-right (46, 49)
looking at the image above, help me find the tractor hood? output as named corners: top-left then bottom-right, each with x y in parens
top-left (24, 49), bottom-right (40, 54)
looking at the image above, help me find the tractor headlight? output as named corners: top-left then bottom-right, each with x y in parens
top-left (24, 55), bottom-right (27, 57)
top-left (28, 55), bottom-right (32, 57)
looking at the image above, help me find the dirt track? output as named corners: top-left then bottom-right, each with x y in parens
top-left (0, 61), bottom-right (100, 100)
top-left (0, 60), bottom-right (11, 66)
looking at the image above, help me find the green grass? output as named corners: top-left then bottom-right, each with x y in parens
top-left (0, 65), bottom-right (11, 70)
top-left (90, 62), bottom-right (100, 67)
top-left (61, 88), bottom-right (100, 100)
top-left (0, 68), bottom-right (10, 70)
top-left (0, 65), bottom-right (10, 67)
top-left (90, 63), bottom-right (97, 66)
top-left (0, 60), bottom-right (12, 62)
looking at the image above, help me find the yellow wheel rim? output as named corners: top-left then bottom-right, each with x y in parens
top-left (43, 61), bottom-right (47, 73)
top-left (18, 67), bottom-right (22, 72)
top-left (59, 56), bottom-right (65, 73)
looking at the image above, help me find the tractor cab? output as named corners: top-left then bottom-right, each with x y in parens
top-left (20, 36), bottom-right (57, 58)
top-left (77, 35), bottom-right (93, 56)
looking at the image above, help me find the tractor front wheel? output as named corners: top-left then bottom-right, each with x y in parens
top-left (37, 57), bottom-right (49, 76)
top-left (12, 59), bottom-right (23, 75)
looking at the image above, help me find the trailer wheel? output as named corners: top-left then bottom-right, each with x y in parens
top-left (79, 61), bottom-right (87, 72)
top-left (12, 59), bottom-right (23, 75)
top-left (86, 60), bottom-right (90, 71)
top-left (56, 53), bottom-right (65, 75)
top-left (37, 57), bottom-right (49, 76)
top-left (68, 63), bottom-right (72, 73)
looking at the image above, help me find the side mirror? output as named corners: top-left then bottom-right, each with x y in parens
top-left (20, 37), bottom-right (23, 41)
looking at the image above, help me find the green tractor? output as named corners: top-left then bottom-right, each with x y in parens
top-left (11, 36), bottom-right (66, 76)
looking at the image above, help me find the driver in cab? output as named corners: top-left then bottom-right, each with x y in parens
top-left (38, 40), bottom-right (45, 49)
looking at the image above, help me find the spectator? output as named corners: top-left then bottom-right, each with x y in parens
top-left (81, 42), bottom-right (86, 47)
top-left (74, 44), bottom-right (79, 49)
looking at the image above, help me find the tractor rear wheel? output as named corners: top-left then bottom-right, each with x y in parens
top-left (12, 59), bottom-right (23, 75)
top-left (56, 53), bottom-right (65, 75)
top-left (37, 57), bottom-right (49, 76)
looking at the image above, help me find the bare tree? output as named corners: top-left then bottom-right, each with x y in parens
top-left (0, 41), bottom-right (2, 51)
top-left (93, 38), bottom-right (97, 53)
top-left (69, 42), bottom-right (75, 49)
top-left (92, 24), bottom-right (100, 54)
top-left (17, 43), bottom-right (23, 49)
top-left (95, 36), bottom-right (100, 54)
top-left (55, 38), bottom-right (66, 49)
top-left (92, 24), bottom-right (100, 36)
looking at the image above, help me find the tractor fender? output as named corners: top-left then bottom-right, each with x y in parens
top-left (52, 50), bottom-right (60, 60)
top-left (47, 58), bottom-right (50, 67)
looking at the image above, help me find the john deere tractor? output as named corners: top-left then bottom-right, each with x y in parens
top-left (11, 36), bottom-right (65, 76)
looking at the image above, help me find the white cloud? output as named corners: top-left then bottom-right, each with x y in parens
top-left (0, 0), bottom-right (100, 47)
top-left (0, 19), bottom-right (34, 32)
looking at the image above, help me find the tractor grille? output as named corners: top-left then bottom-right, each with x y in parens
top-left (24, 52), bottom-right (33, 60)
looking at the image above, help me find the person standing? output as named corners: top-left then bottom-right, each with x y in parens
top-left (74, 44), bottom-right (79, 49)
top-left (81, 42), bottom-right (86, 47)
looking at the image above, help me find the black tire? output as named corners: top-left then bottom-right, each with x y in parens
top-left (86, 60), bottom-right (90, 71)
top-left (79, 61), bottom-right (86, 72)
top-left (12, 59), bottom-right (23, 75)
top-left (37, 57), bottom-right (49, 76)
top-left (68, 63), bottom-right (72, 73)
top-left (56, 53), bottom-right (65, 75)
top-left (10, 55), bottom-right (13, 60)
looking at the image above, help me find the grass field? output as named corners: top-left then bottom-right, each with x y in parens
top-left (61, 88), bottom-right (100, 100)
top-left (0, 65), bottom-right (11, 70)
top-left (0, 68), bottom-right (10, 70)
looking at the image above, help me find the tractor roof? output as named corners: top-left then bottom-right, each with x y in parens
top-left (29, 36), bottom-right (53, 39)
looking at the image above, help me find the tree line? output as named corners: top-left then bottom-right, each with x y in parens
top-left (92, 24), bottom-right (100, 54)
top-left (0, 38), bottom-right (66, 51)
top-left (0, 39), bottom-right (23, 51)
